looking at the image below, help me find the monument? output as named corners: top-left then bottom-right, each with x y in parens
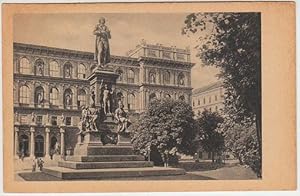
top-left (43, 18), bottom-right (185, 179)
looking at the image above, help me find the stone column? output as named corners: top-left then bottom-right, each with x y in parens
top-left (45, 127), bottom-right (50, 159)
top-left (60, 126), bottom-right (65, 157)
top-left (44, 83), bottom-right (50, 108)
top-left (73, 86), bottom-right (78, 110)
top-left (29, 125), bottom-right (35, 158)
top-left (14, 126), bottom-right (19, 158)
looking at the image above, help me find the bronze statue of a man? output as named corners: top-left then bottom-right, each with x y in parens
top-left (94, 17), bottom-right (111, 68)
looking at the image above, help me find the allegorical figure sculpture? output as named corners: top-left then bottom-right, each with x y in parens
top-left (115, 100), bottom-right (132, 133)
top-left (94, 17), bottom-right (111, 68)
top-left (102, 84), bottom-right (114, 115)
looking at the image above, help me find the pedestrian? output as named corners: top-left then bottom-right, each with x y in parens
top-left (32, 157), bottom-right (36, 172)
top-left (37, 158), bottom-right (44, 171)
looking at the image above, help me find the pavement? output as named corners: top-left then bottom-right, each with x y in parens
top-left (15, 159), bottom-right (258, 181)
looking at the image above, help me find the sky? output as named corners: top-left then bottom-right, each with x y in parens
top-left (14, 13), bottom-right (220, 89)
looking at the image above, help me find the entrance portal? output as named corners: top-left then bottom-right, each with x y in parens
top-left (35, 135), bottom-right (44, 157)
top-left (19, 134), bottom-right (29, 157)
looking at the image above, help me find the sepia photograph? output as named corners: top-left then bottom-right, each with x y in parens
top-left (2, 2), bottom-right (296, 193)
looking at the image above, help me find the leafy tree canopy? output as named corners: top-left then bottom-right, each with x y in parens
top-left (131, 99), bottom-right (198, 160)
top-left (197, 110), bottom-right (224, 162)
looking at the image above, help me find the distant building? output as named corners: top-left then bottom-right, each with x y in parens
top-left (13, 42), bottom-right (194, 159)
top-left (192, 81), bottom-right (224, 116)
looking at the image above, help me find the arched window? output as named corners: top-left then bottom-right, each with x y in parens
top-left (64, 88), bottom-right (73, 108)
top-left (116, 69), bottom-right (123, 82)
top-left (149, 93), bottom-right (157, 101)
top-left (63, 62), bottom-right (72, 78)
top-left (49, 61), bottom-right (60, 77)
top-left (19, 85), bottom-right (30, 104)
top-left (34, 86), bottom-right (45, 107)
top-left (78, 89), bottom-right (86, 107)
top-left (19, 57), bottom-right (31, 74)
top-left (127, 93), bottom-right (136, 111)
top-left (50, 87), bottom-right (59, 106)
top-left (178, 73), bottom-right (185, 86)
top-left (128, 69), bottom-right (135, 83)
top-left (163, 71), bottom-right (171, 84)
top-left (78, 63), bottom-right (86, 79)
top-left (149, 70), bottom-right (156, 84)
top-left (179, 95), bottom-right (185, 101)
top-left (116, 92), bottom-right (124, 101)
top-left (34, 59), bottom-right (45, 76)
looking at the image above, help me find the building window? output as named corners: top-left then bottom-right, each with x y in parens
top-left (163, 71), bottom-right (170, 84)
top-left (203, 98), bottom-right (206, 105)
top-left (198, 99), bottom-right (200, 105)
top-left (34, 86), bottom-right (44, 107)
top-left (20, 115), bottom-right (28, 124)
top-left (162, 51), bottom-right (172, 59)
top-left (64, 89), bottom-right (73, 109)
top-left (149, 71), bottom-right (156, 84)
top-left (116, 92), bottom-right (124, 102)
top-left (215, 106), bottom-right (218, 111)
top-left (20, 57), bottom-right (31, 74)
top-left (34, 59), bottom-right (44, 76)
top-left (177, 53), bottom-right (185, 61)
top-left (215, 95), bottom-right (218, 101)
top-left (36, 115), bottom-right (43, 125)
top-left (128, 69), bottom-right (135, 83)
top-left (78, 63), bottom-right (86, 79)
top-left (179, 95), bottom-right (185, 101)
top-left (149, 93), bottom-right (156, 102)
top-left (78, 89), bottom-right (86, 107)
top-left (63, 62), bottom-right (72, 78)
top-left (19, 85), bottom-right (30, 104)
top-left (66, 117), bottom-right (72, 126)
top-left (209, 96), bottom-right (211, 103)
top-left (127, 93), bottom-right (136, 111)
top-left (147, 49), bottom-right (157, 57)
top-left (193, 101), bottom-right (195, 107)
top-left (51, 116), bottom-right (57, 126)
top-left (49, 61), bottom-right (60, 77)
top-left (178, 73), bottom-right (185, 86)
top-left (50, 88), bottom-right (59, 106)
top-left (116, 69), bottom-right (123, 82)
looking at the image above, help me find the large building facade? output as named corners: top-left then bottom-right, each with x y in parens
top-left (192, 81), bottom-right (225, 116)
top-left (13, 42), bottom-right (194, 159)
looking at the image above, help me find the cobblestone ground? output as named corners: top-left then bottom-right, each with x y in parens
top-left (15, 159), bottom-right (258, 181)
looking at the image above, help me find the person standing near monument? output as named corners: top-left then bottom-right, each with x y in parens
top-left (94, 17), bottom-right (111, 68)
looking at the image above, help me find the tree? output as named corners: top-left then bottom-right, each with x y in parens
top-left (182, 13), bottom-right (261, 175)
top-left (219, 117), bottom-right (261, 177)
top-left (131, 98), bottom-right (198, 166)
top-left (197, 110), bottom-right (224, 163)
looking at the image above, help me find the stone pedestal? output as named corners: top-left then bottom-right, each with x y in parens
top-left (87, 67), bottom-right (119, 108)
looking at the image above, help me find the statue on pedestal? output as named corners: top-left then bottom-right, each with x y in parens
top-left (94, 17), bottom-right (111, 68)
top-left (101, 84), bottom-right (114, 115)
top-left (31, 112), bottom-right (36, 124)
top-left (115, 100), bottom-right (132, 133)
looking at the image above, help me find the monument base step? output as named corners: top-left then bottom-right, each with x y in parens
top-left (43, 166), bottom-right (185, 180)
top-left (74, 144), bottom-right (134, 156)
top-left (58, 160), bottom-right (153, 169)
top-left (66, 155), bottom-right (145, 162)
